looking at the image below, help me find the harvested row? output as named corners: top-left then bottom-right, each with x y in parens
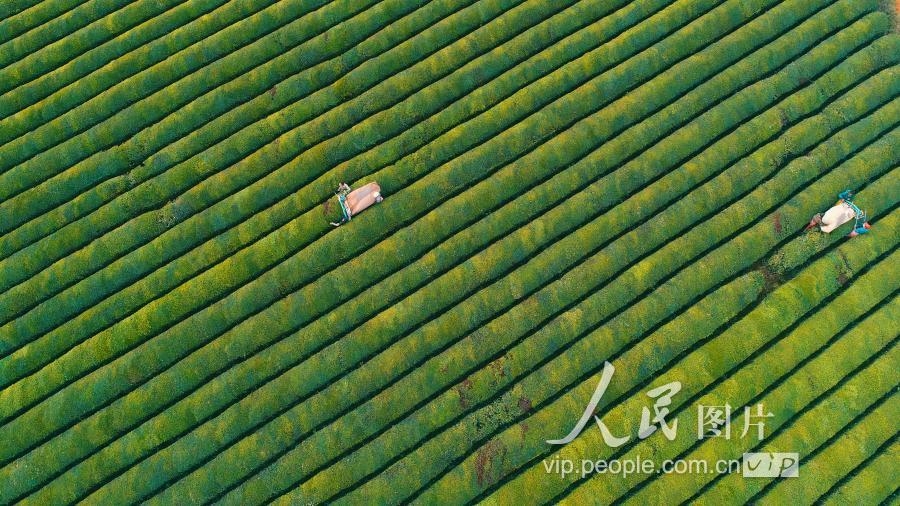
top-left (160, 24), bottom-right (897, 505)
top-left (758, 390), bottom-right (899, 504)
top-left (326, 104), bottom-right (900, 505)
top-left (0, 0), bottom-right (369, 178)
top-left (0, 0), bottom-right (130, 70)
top-left (453, 197), bottom-right (900, 506)
top-left (68, 4), bottom-right (870, 501)
top-left (8, 5), bottom-right (864, 501)
top-left (562, 248), bottom-right (900, 505)
top-left (820, 436), bottom-right (900, 505)
top-left (0, 0), bottom-right (233, 116)
top-left (679, 331), bottom-right (900, 504)
top-left (0, 0), bottom-right (184, 95)
top-left (0, 0), bottom-right (741, 405)
top-left (0, 0), bottom-right (574, 307)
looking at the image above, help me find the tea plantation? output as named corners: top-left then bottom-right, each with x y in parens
top-left (0, 0), bottom-right (897, 503)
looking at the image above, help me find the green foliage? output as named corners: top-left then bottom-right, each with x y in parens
top-left (0, 0), bottom-right (358, 183)
top-left (0, 0), bottom-right (244, 116)
top-left (8, 0), bottom-right (760, 498)
top-left (468, 204), bottom-right (900, 506)
top-left (0, 0), bottom-right (728, 438)
top-left (564, 247), bottom-right (900, 505)
top-left (0, 0), bottom-right (731, 397)
top-left (0, 0), bottom-right (512, 325)
top-left (276, 274), bottom-right (767, 505)
top-left (819, 438), bottom-right (900, 505)
top-left (761, 394), bottom-right (899, 504)
top-left (351, 98), bottom-right (900, 506)
top-left (89, 8), bottom-right (900, 504)
top-left (0, 0), bottom-right (127, 70)
top-left (0, 0), bottom-right (376, 216)
top-left (213, 6), bottom-right (899, 502)
top-left (0, 1), bottom-right (78, 41)
top-left (0, 0), bottom-right (186, 96)
top-left (0, 0), bottom-right (547, 323)
top-left (0, 0), bottom-right (896, 503)
top-left (696, 321), bottom-right (900, 503)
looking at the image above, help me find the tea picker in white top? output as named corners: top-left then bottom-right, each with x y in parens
top-left (804, 190), bottom-right (870, 237)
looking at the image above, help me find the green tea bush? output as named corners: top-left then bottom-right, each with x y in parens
top-left (0, 0), bottom-right (802, 498)
top-left (0, 0), bottom-right (784, 377)
top-left (691, 331), bottom-right (899, 504)
top-left (4, 0), bottom-right (673, 260)
top-left (0, 0), bottom-right (183, 94)
top-left (0, 0), bottom-right (236, 115)
top-left (0, 1), bottom-right (895, 503)
top-left (0, 0), bottom-right (469, 231)
top-left (265, 274), bottom-right (768, 505)
top-left (425, 198), bottom-right (900, 506)
top-left (0, 0), bottom-right (364, 178)
top-left (0, 0), bottom-right (776, 436)
top-left (819, 438), bottom-right (900, 505)
top-left (561, 236), bottom-right (900, 504)
top-left (4, 2), bottom-right (856, 500)
top-left (305, 91), bottom-right (900, 506)
top-left (4, 9), bottom-right (892, 480)
top-left (761, 397), bottom-right (898, 504)
top-left (0, 0), bottom-right (82, 43)
top-left (0, 0), bottom-right (551, 300)
top-left (147, 7), bottom-right (896, 503)
top-left (0, 0), bottom-right (496, 255)
top-left (0, 0), bottom-right (128, 71)
top-left (0, 0), bottom-right (733, 385)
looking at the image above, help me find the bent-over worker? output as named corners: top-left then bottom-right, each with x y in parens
top-left (804, 190), bottom-right (870, 237)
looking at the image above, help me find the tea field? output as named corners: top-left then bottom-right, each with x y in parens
top-left (0, 0), bottom-right (897, 503)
